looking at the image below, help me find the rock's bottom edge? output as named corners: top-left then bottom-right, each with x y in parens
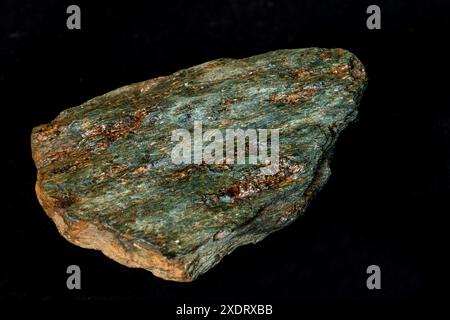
top-left (35, 177), bottom-right (194, 282)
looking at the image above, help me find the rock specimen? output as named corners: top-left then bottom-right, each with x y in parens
top-left (31, 48), bottom-right (367, 281)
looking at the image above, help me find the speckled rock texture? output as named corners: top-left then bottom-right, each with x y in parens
top-left (31, 48), bottom-right (367, 281)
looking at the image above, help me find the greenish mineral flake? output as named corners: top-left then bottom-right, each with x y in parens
top-left (31, 48), bottom-right (367, 281)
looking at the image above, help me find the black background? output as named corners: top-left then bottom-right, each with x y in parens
top-left (1, 0), bottom-right (448, 311)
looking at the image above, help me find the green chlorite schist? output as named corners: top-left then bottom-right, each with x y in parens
top-left (32, 48), bottom-right (367, 281)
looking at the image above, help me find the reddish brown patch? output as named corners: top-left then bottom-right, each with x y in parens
top-left (269, 87), bottom-right (320, 104)
top-left (96, 140), bottom-right (109, 150)
top-left (174, 166), bottom-right (195, 180)
top-left (322, 51), bottom-right (332, 60)
top-left (223, 98), bottom-right (241, 106)
top-left (133, 165), bottom-right (149, 175)
top-left (329, 64), bottom-right (349, 76)
top-left (86, 108), bottom-right (150, 140)
top-left (34, 124), bottom-right (62, 142)
top-left (52, 192), bottom-right (80, 209)
top-left (223, 185), bottom-right (241, 198)
top-left (219, 160), bottom-right (304, 202)
top-left (286, 67), bottom-right (313, 80)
